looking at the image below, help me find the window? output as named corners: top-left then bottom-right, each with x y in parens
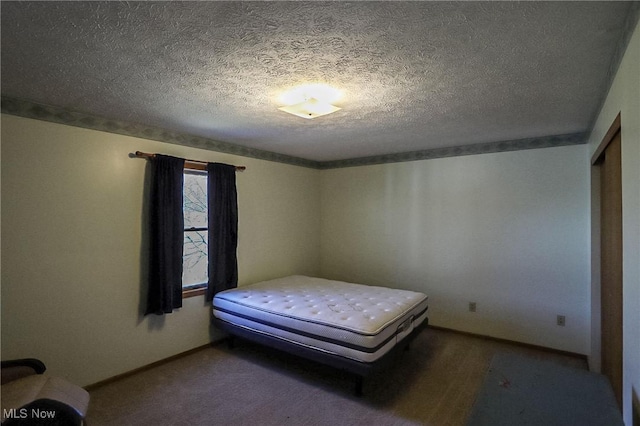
top-left (182, 171), bottom-right (208, 297)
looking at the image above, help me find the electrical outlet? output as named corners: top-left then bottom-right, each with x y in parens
top-left (469, 302), bottom-right (476, 312)
top-left (557, 315), bottom-right (566, 326)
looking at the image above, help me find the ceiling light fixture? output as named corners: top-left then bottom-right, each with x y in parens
top-left (278, 84), bottom-right (342, 119)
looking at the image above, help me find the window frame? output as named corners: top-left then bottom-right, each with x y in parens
top-left (182, 162), bottom-right (208, 299)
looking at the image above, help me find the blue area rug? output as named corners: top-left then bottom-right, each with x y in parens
top-left (466, 352), bottom-right (623, 426)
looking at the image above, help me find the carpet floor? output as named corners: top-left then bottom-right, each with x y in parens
top-left (466, 352), bottom-right (622, 426)
top-left (87, 328), bottom-right (588, 425)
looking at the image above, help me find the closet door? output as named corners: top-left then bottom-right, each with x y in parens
top-left (599, 129), bottom-right (622, 408)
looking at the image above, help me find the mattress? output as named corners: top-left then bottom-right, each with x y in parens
top-left (212, 275), bottom-right (428, 363)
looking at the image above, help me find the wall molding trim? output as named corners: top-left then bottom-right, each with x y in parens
top-left (318, 132), bottom-right (588, 169)
top-left (1, 96), bottom-right (321, 169)
top-left (84, 342), bottom-right (215, 391)
top-left (2, 96), bottom-right (587, 170)
top-left (428, 325), bottom-right (589, 361)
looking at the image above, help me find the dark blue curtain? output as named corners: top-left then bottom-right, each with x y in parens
top-left (145, 154), bottom-right (185, 315)
top-left (206, 163), bottom-right (238, 301)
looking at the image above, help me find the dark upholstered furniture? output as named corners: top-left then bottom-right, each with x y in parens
top-left (1, 359), bottom-right (90, 425)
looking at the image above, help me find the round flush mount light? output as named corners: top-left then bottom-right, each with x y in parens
top-left (278, 83), bottom-right (342, 119)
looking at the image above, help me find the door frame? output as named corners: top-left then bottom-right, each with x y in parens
top-left (591, 112), bottom-right (623, 408)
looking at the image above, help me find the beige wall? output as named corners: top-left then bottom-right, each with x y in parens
top-left (588, 19), bottom-right (640, 425)
top-left (3, 19), bottom-right (637, 406)
top-left (0, 114), bottom-right (321, 386)
top-left (320, 145), bottom-right (591, 354)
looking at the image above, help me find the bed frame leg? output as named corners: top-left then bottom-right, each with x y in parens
top-left (227, 336), bottom-right (236, 350)
top-left (355, 376), bottom-right (364, 397)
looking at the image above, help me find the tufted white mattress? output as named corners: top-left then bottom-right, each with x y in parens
top-left (213, 275), bottom-right (428, 363)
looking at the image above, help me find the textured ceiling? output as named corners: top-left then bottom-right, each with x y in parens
top-left (0, 1), bottom-right (634, 162)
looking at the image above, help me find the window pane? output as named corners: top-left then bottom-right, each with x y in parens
top-left (184, 173), bottom-right (207, 228)
top-left (183, 230), bottom-right (208, 287)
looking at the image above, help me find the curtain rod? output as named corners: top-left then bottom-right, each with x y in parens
top-left (134, 151), bottom-right (246, 171)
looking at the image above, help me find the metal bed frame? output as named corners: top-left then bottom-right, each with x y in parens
top-left (213, 315), bottom-right (428, 396)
